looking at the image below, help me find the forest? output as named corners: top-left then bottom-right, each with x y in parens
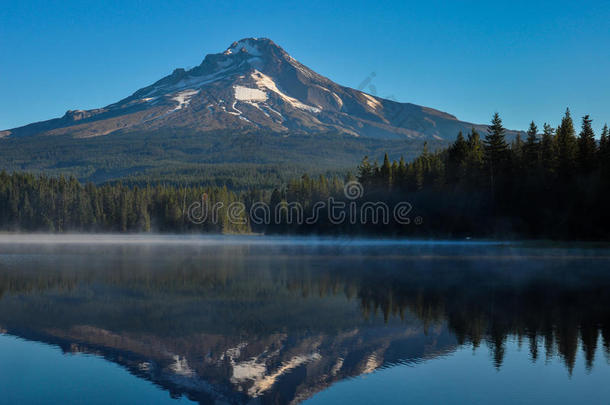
top-left (0, 109), bottom-right (608, 239)
top-left (0, 174), bottom-right (248, 233)
top-left (0, 129), bottom-right (433, 187)
top-left (352, 109), bottom-right (610, 239)
top-left (262, 109), bottom-right (610, 239)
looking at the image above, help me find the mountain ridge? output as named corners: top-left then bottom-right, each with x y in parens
top-left (2, 38), bottom-right (518, 140)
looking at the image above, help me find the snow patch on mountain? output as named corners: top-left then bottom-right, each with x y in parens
top-left (227, 100), bottom-right (241, 115)
top-left (227, 39), bottom-right (262, 56)
top-left (362, 93), bottom-right (381, 111)
top-left (262, 104), bottom-right (284, 120)
top-left (170, 89), bottom-right (199, 111)
top-left (242, 101), bottom-right (271, 117)
top-left (141, 67), bottom-right (236, 99)
top-left (332, 93), bottom-right (344, 109)
top-left (224, 100), bottom-right (254, 123)
top-left (234, 86), bottom-right (268, 102)
top-left (251, 70), bottom-right (321, 113)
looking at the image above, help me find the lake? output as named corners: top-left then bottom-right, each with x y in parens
top-left (0, 235), bottom-right (609, 404)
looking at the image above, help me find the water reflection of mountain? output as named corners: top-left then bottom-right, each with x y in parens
top-left (0, 241), bottom-right (609, 404)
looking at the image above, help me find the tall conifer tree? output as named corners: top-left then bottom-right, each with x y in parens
top-left (484, 113), bottom-right (508, 197)
top-left (577, 115), bottom-right (597, 173)
top-left (524, 121), bottom-right (540, 169)
top-left (556, 108), bottom-right (577, 178)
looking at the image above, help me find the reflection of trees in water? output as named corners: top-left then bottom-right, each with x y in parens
top-left (1, 245), bottom-right (610, 374)
top-left (283, 257), bottom-right (610, 373)
top-left (355, 279), bottom-right (610, 372)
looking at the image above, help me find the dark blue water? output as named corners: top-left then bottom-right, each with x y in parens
top-left (0, 235), bottom-right (609, 404)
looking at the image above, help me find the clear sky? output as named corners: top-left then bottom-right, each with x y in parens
top-left (1, 0), bottom-right (609, 133)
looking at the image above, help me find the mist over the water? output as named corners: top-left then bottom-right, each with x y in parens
top-left (1, 236), bottom-right (610, 404)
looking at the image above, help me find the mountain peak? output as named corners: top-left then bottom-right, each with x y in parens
top-left (3, 38), bottom-right (512, 141)
top-left (224, 38), bottom-right (283, 56)
top-left (229, 37), bottom-right (276, 47)
top-left (222, 38), bottom-right (288, 62)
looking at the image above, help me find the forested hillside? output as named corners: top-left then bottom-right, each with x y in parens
top-left (0, 111), bottom-right (608, 239)
top-left (0, 129), bottom-right (437, 187)
top-left (0, 173), bottom-right (248, 233)
top-left (272, 110), bottom-right (610, 239)
top-left (393, 110), bottom-right (610, 238)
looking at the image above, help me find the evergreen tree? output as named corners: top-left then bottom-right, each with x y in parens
top-left (447, 131), bottom-right (468, 184)
top-left (511, 133), bottom-right (524, 172)
top-left (540, 123), bottom-right (557, 176)
top-left (465, 128), bottom-right (484, 187)
top-left (524, 121), bottom-right (540, 169)
top-left (396, 156), bottom-right (407, 190)
top-left (600, 124), bottom-right (610, 173)
top-left (483, 113), bottom-right (509, 196)
top-left (391, 160), bottom-right (399, 187)
top-left (556, 108), bottom-right (577, 178)
top-left (270, 188), bottom-right (282, 212)
top-left (380, 153), bottom-right (392, 190)
top-left (577, 115), bottom-right (597, 173)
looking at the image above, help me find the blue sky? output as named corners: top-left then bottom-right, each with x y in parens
top-left (1, 0), bottom-right (609, 133)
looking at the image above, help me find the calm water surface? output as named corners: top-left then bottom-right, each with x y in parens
top-left (0, 235), bottom-right (609, 404)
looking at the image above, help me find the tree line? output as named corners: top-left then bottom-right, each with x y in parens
top-left (0, 109), bottom-right (608, 238)
top-left (0, 172), bottom-right (248, 233)
top-left (352, 109), bottom-right (610, 238)
top-left (258, 109), bottom-right (610, 238)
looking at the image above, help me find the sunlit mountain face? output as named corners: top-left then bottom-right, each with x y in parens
top-left (0, 238), bottom-right (610, 404)
top-left (2, 38), bottom-right (508, 141)
top-left (0, 38), bottom-right (526, 184)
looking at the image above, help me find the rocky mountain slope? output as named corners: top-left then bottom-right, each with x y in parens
top-left (2, 38), bottom-right (506, 141)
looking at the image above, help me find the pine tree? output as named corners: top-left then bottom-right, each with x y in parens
top-left (484, 113), bottom-right (509, 196)
top-left (600, 124), bottom-right (610, 172)
top-left (466, 128), bottom-right (484, 187)
top-left (524, 121), bottom-right (540, 169)
top-left (447, 132), bottom-right (468, 184)
top-left (414, 158), bottom-right (424, 191)
top-left (391, 160), bottom-right (399, 186)
top-left (317, 174), bottom-right (329, 200)
top-left (380, 153), bottom-right (392, 190)
top-left (556, 108), bottom-right (577, 178)
top-left (372, 160), bottom-right (380, 189)
top-left (512, 133), bottom-right (524, 172)
top-left (270, 188), bottom-right (282, 213)
top-left (396, 156), bottom-right (407, 190)
top-left (357, 156), bottom-right (373, 188)
top-left (577, 115), bottom-right (597, 173)
top-left (540, 123), bottom-right (557, 176)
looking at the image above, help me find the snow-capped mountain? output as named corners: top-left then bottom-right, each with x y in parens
top-left (2, 38), bottom-right (499, 140)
